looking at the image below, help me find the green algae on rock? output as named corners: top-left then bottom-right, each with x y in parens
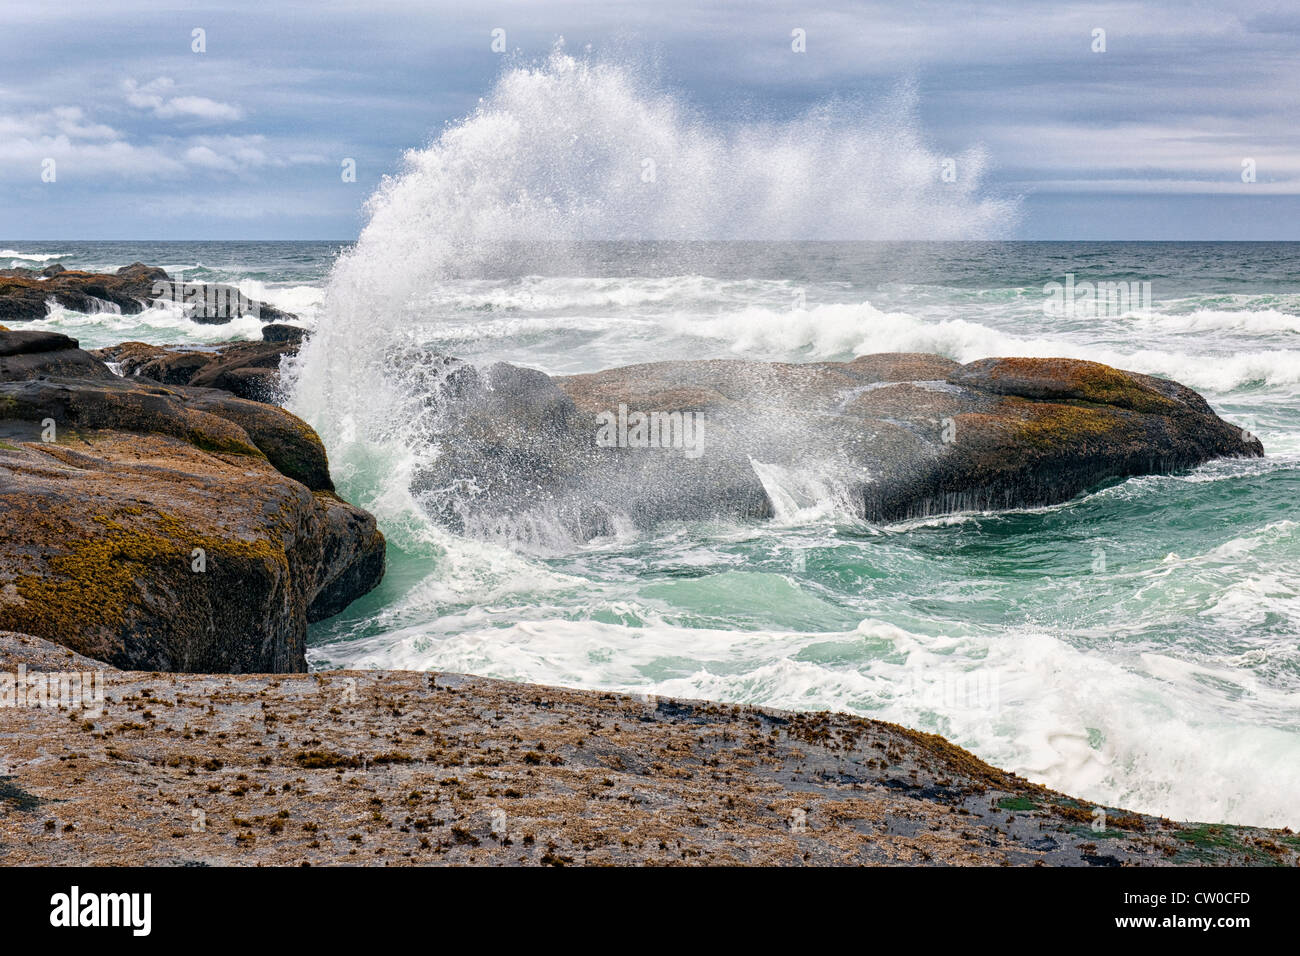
top-left (0, 331), bottom-right (384, 672)
top-left (407, 351), bottom-right (1262, 540)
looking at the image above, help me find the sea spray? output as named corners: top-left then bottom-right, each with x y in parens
top-left (289, 47), bottom-right (1017, 471)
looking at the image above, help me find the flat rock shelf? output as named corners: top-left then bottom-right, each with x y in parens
top-left (1, 632), bottom-right (1294, 867)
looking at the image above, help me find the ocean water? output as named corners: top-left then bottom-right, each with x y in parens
top-left (5, 57), bottom-right (1299, 831)
top-left (11, 236), bottom-right (1298, 829)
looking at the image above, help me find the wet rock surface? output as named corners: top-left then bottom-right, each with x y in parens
top-left (0, 632), bottom-right (1292, 867)
top-left (0, 262), bottom-right (293, 324)
top-left (0, 330), bottom-right (117, 382)
top-left (411, 352), bottom-right (1262, 543)
top-left (94, 337), bottom-right (301, 403)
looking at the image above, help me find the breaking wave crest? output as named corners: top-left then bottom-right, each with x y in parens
top-left (290, 45), bottom-right (1020, 500)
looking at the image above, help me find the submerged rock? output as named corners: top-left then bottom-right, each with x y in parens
top-left (412, 351), bottom-right (1262, 544)
top-left (0, 331), bottom-right (384, 672)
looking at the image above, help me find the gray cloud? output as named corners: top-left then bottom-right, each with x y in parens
top-left (1, 0), bottom-right (1296, 238)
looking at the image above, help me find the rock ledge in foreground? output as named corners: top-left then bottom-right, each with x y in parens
top-left (0, 631), bottom-right (1292, 867)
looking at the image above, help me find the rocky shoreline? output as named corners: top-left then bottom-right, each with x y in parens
top-left (0, 262), bottom-right (293, 325)
top-left (93, 323), bottom-right (305, 404)
top-left (0, 266), bottom-right (1286, 865)
top-left (0, 328), bottom-right (382, 672)
top-left (3, 631), bottom-right (1296, 866)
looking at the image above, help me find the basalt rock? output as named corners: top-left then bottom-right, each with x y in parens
top-left (0, 330), bottom-right (116, 381)
top-left (0, 337), bottom-right (384, 672)
top-left (0, 262), bottom-right (294, 324)
top-left (94, 337), bottom-right (300, 403)
top-left (411, 352), bottom-right (1262, 544)
top-left (261, 323), bottom-right (308, 344)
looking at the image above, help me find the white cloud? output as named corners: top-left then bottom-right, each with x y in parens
top-left (124, 77), bottom-right (243, 123)
top-left (1012, 177), bottom-right (1300, 195)
top-left (148, 191), bottom-right (347, 220)
top-left (155, 96), bottom-right (244, 123)
top-left (0, 106), bottom-right (188, 178)
top-left (123, 76), bottom-right (174, 110)
top-left (0, 107), bottom-right (323, 182)
top-left (0, 106), bottom-right (120, 142)
top-left (988, 121), bottom-right (1300, 189)
top-left (183, 135), bottom-right (329, 173)
top-left (0, 133), bottom-right (187, 180)
top-left (182, 144), bottom-right (233, 169)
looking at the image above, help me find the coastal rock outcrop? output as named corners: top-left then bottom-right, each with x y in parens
top-left (1, 330), bottom-right (117, 381)
top-left (0, 262), bottom-right (294, 324)
top-left (94, 336), bottom-right (302, 403)
top-left (411, 351), bottom-right (1262, 542)
top-left (260, 323), bottom-right (307, 345)
top-left (0, 330), bottom-right (383, 672)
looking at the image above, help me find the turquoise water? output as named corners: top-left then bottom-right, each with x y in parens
top-left (6, 237), bottom-right (1299, 829)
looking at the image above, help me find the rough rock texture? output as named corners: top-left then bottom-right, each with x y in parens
top-left (94, 338), bottom-right (300, 403)
top-left (0, 330), bottom-right (116, 382)
top-left (0, 631), bottom-right (1293, 866)
top-left (261, 323), bottom-right (307, 345)
top-left (0, 263), bottom-right (293, 324)
top-left (411, 352), bottom-right (1262, 543)
top-left (0, 332), bottom-right (384, 672)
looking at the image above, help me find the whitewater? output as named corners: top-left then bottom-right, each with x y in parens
top-left (10, 52), bottom-right (1299, 830)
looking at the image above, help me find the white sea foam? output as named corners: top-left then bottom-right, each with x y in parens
top-left (23, 299), bottom-right (265, 350)
top-left (0, 249), bottom-right (68, 262)
top-left (668, 299), bottom-right (1300, 393)
top-left (230, 280), bottom-right (323, 325)
top-left (749, 457), bottom-right (858, 524)
top-left (1133, 307), bottom-right (1300, 335)
top-left (419, 275), bottom-right (764, 313)
top-left (309, 612), bottom-right (1300, 828)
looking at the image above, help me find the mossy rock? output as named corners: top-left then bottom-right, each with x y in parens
top-left (0, 373), bottom-right (383, 672)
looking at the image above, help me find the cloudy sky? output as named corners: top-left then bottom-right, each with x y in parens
top-left (2, 0), bottom-right (1298, 240)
